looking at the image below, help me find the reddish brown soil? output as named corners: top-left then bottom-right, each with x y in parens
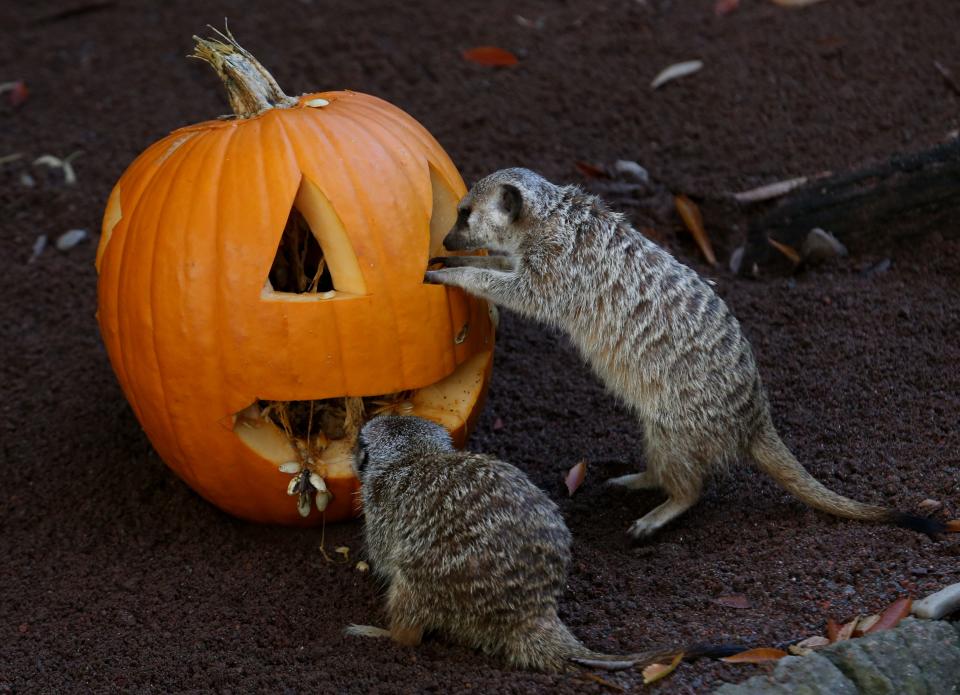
top-left (2, 1), bottom-right (958, 692)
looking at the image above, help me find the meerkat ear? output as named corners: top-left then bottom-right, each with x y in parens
top-left (499, 184), bottom-right (523, 222)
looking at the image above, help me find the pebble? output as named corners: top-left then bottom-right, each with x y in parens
top-left (912, 582), bottom-right (960, 620)
top-left (55, 229), bottom-right (88, 251)
top-left (29, 235), bottom-right (47, 262)
top-left (613, 159), bottom-right (650, 185)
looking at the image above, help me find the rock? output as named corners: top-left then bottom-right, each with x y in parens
top-left (714, 618), bottom-right (960, 694)
top-left (729, 246), bottom-right (745, 274)
top-left (714, 653), bottom-right (857, 695)
top-left (913, 582), bottom-right (960, 620)
top-left (801, 228), bottom-right (847, 265)
top-left (29, 234), bottom-right (47, 263)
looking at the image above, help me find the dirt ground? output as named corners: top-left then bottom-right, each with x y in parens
top-left (2, 0), bottom-right (959, 692)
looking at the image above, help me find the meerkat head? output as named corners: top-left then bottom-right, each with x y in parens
top-left (443, 168), bottom-right (562, 254)
top-left (353, 415), bottom-right (454, 480)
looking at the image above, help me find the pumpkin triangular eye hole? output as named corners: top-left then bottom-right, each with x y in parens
top-left (268, 206), bottom-right (334, 294)
top-left (263, 178), bottom-right (368, 298)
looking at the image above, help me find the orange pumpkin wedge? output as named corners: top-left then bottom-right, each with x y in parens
top-left (95, 30), bottom-right (495, 525)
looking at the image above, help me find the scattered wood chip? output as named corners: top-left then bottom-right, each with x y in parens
top-left (913, 582), bottom-right (960, 620)
top-left (651, 60), bottom-right (703, 89)
top-left (675, 194), bottom-right (717, 265)
top-left (642, 651), bottom-right (683, 684)
top-left (355, 560), bottom-right (370, 572)
top-left (917, 498), bottom-right (942, 514)
top-left (733, 177), bottom-right (808, 203)
top-left (835, 616), bottom-right (860, 642)
top-left (793, 635), bottom-right (830, 651)
top-left (864, 596), bottom-right (911, 634)
top-left (462, 46), bottom-right (519, 67)
top-left (770, 0), bottom-right (829, 6)
top-left (335, 546), bottom-right (350, 560)
top-left (714, 595), bottom-right (751, 609)
top-left (721, 647), bottom-right (788, 663)
top-left (55, 229), bottom-right (88, 251)
top-left (0, 153), bottom-right (23, 166)
top-left (933, 61), bottom-right (960, 96)
top-left (564, 460), bottom-right (587, 496)
top-left (34, 152), bottom-right (81, 185)
top-left (715, 0), bottom-right (740, 16)
top-left (767, 237), bottom-right (801, 265)
top-left (514, 14), bottom-right (544, 29)
top-left (29, 235), bottom-right (47, 263)
top-left (0, 80), bottom-right (28, 107)
top-left (575, 161), bottom-right (607, 179)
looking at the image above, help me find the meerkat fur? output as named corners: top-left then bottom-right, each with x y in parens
top-left (345, 415), bottom-right (675, 673)
top-left (425, 167), bottom-right (943, 541)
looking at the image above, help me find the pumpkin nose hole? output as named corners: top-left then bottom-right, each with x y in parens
top-left (263, 178), bottom-right (367, 297)
top-left (268, 205), bottom-right (334, 293)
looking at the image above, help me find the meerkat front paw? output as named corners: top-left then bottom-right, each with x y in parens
top-left (626, 518), bottom-right (657, 543)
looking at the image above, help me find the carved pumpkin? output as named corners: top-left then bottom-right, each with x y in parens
top-left (95, 32), bottom-right (495, 525)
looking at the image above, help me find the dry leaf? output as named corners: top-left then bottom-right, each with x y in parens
top-left (789, 634), bottom-right (830, 655)
top-left (945, 519), bottom-right (960, 533)
top-left (715, 0), bottom-right (740, 16)
top-left (770, 0), bottom-right (829, 6)
top-left (574, 161), bottom-right (607, 179)
top-left (721, 647), bottom-right (788, 663)
top-left (651, 60), bottom-right (703, 89)
top-left (642, 651), bottom-right (683, 684)
top-left (462, 46), bottom-right (519, 67)
top-left (767, 237), bottom-right (801, 264)
top-left (714, 595), bottom-right (751, 609)
top-left (675, 194), bottom-right (717, 265)
top-left (865, 596), bottom-right (911, 634)
top-left (733, 177), bottom-right (808, 203)
top-left (857, 614), bottom-right (880, 634)
top-left (564, 460), bottom-right (587, 496)
top-left (335, 546), bottom-right (350, 560)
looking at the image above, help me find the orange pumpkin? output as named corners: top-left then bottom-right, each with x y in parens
top-left (95, 32), bottom-right (495, 525)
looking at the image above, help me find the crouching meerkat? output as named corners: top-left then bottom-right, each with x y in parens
top-left (425, 168), bottom-right (944, 542)
top-left (345, 415), bottom-right (675, 673)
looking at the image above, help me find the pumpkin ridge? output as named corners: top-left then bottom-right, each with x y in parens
top-left (112, 129), bottom-right (213, 439)
top-left (146, 127), bottom-right (234, 487)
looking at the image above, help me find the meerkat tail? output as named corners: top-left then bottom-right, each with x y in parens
top-left (750, 424), bottom-right (945, 536)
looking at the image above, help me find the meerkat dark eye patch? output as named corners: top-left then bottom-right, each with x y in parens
top-left (456, 207), bottom-right (471, 227)
top-left (499, 184), bottom-right (522, 222)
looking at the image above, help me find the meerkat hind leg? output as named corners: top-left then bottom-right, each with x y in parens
top-left (606, 470), bottom-right (661, 491)
top-left (627, 445), bottom-right (704, 541)
top-left (627, 497), bottom-right (699, 541)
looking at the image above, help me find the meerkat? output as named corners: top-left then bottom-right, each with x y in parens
top-left (425, 167), bottom-right (944, 542)
top-left (344, 415), bottom-right (674, 673)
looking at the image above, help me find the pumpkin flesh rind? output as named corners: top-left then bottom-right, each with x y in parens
top-left (96, 92), bottom-right (494, 524)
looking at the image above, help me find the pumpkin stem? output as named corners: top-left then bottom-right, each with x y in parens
top-left (191, 26), bottom-right (298, 118)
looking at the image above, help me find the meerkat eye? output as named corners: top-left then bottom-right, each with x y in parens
top-left (456, 207), bottom-right (471, 226)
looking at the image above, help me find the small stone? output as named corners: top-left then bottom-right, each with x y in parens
top-left (20, 172), bottom-right (35, 187)
top-left (55, 229), bottom-right (88, 251)
top-left (916, 498), bottom-right (941, 513)
top-left (861, 258), bottom-right (892, 277)
top-left (355, 561), bottom-right (369, 572)
top-left (492, 417), bottom-right (505, 431)
top-left (802, 227), bottom-right (847, 265)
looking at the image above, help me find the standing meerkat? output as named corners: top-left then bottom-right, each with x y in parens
top-left (425, 168), bottom-right (944, 542)
top-left (345, 415), bottom-right (674, 673)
